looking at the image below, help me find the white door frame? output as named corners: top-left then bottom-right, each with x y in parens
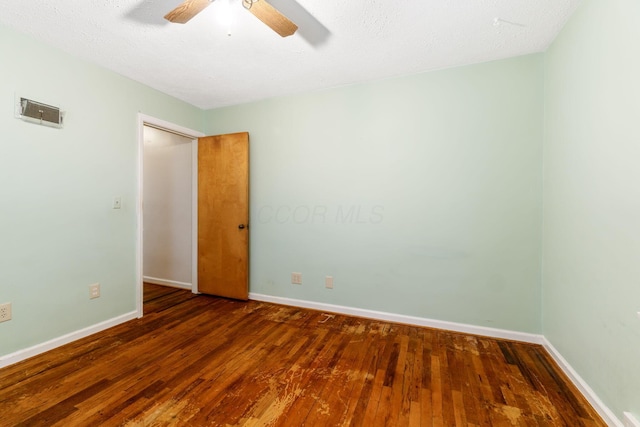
top-left (136, 113), bottom-right (205, 318)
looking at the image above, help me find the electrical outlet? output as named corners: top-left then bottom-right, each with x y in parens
top-left (89, 283), bottom-right (100, 299)
top-left (325, 276), bottom-right (334, 289)
top-left (291, 272), bottom-right (302, 285)
top-left (0, 303), bottom-right (12, 322)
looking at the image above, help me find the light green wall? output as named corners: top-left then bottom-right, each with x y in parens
top-left (0, 23), bottom-right (202, 356)
top-left (2, 2), bottom-right (636, 421)
top-left (205, 55), bottom-right (544, 333)
top-left (543, 0), bottom-right (640, 420)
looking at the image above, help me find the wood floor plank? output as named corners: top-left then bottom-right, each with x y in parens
top-left (303, 325), bottom-right (370, 426)
top-left (0, 284), bottom-right (607, 427)
top-left (343, 329), bottom-right (386, 426)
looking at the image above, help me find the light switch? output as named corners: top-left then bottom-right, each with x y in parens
top-left (113, 197), bottom-right (122, 209)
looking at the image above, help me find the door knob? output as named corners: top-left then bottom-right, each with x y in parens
top-left (238, 224), bottom-right (246, 229)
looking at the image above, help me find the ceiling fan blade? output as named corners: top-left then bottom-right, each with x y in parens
top-left (164, 0), bottom-right (211, 24)
top-left (246, 0), bottom-right (298, 37)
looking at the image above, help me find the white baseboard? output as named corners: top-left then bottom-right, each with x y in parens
top-left (624, 412), bottom-right (640, 427)
top-left (143, 276), bottom-right (192, 290)
top-left (248, 293), bottom-right (544, 344)
top-left (542, 338), bottom-right (623, 427)
top-left (0, 311), bottom-right (137, 369)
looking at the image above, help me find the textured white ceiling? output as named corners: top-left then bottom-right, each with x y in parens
top-left (0, 0), bottom-right (581, 109)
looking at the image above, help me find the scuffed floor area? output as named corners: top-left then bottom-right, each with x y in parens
top-left (0, 284), bottom-right (605, 426)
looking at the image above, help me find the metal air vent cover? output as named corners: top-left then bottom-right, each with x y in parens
top-left (17, 97), bottom-right (65, 128)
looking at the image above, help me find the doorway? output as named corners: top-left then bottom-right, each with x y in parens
top-left (136, 114), bottom-right (204, 317)
top-left (143, 126), bottom-right (193, 290)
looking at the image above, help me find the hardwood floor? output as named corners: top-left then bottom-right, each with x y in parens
top-left (0, 284), bottom-right (605, 426)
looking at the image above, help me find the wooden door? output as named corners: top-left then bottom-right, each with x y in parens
top-left (198, 132), bottom-right (249, 300)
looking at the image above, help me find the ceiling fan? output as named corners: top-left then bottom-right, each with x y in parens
top-left (164, 0), bottom-right (298, 37)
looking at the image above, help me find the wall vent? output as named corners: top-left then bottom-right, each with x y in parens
top-left (16, 97), bottom-right (65, 128)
